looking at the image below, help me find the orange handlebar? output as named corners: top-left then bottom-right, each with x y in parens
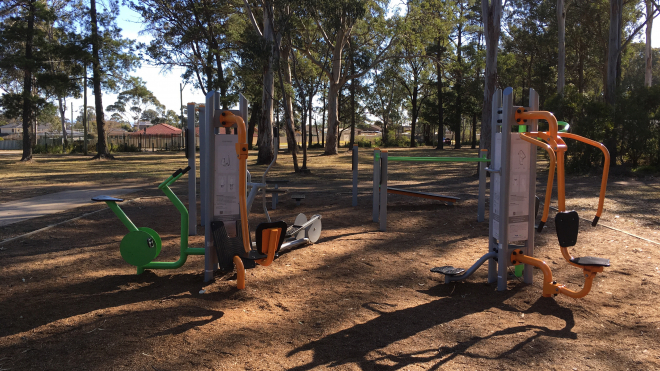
top-left (516, 110), bottom-right (559, 139)
top-left (558, 133), bottom-right (610, 225)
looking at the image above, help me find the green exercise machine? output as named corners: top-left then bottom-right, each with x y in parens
top-left (92, 166), bottom-right (205, 273)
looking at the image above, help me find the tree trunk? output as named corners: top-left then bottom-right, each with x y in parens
top-left (247, 100), bottom-right (261, 149)
top-left (471, 113), bottom-right (477, 149)
top-left (324, 29), bottom-right (348, 155)
top-left (58, 97), bottom-right (68, 150)
top-left (90, 0), bottom-right (111, 159)
top-left (325, 83), bottom-right (340, 154)
top-left (349, 40), bottom-right (356, 149)
top-left (83, 63), bottom-right (88, 155)
top-left (455, 23), bottom-right (462, 150)
top-left (277, 43), bottom-right (299, 172)
top-left (321, 85), bottom-right (326, 147)
top-left (606, 0), bottom-right (621, 106)
top-left (645, 0), bottom-right (653, 87)
top-left (557, 0), bottom-right (566, 95)
top-left (20, 0), bottom-right (36, 162)
top-left (257, 1), bottom-right (275, 165)
top-left (578, 40), bottom-right (584, 93)
top-left (605, 0), bottom-right (622, 164)
top-left (480, 0), bottom-right (502, 154)
top-left (213, 38), bottom-right (229, 110)
top-left (436, 39), bottom-right (444, 150)
top-left (410, 83), bottom-right (418, 148)
top-left (308, 90), bottom-right (314, 148)
top-left (300, 92), bottom-right (308, 169)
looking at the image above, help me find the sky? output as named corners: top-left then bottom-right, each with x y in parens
top-left (67, 6), bottom-right (660, 126)
top-left (67, 7), bottom-right (204, 125)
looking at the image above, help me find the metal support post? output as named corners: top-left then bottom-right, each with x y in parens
top-left (372, 149), bottom-right (381, 222)
top-left (352, 144), bottom-right (358, 207)
top-left (187, 103), bottom-right (197, 236)
top-left (379, 151), bottom-right (388, 232)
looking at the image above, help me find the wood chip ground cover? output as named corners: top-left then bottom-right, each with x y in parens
top-left (0, 148), bottom-right (659, 370)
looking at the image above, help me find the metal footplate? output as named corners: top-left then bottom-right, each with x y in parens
top-left (211, 221), bottom-right (266, 271)
top-left (430, 266), bottom-right (466, 276)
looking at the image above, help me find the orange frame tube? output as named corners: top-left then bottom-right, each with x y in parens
top-left (219, 111), bottom-right (251, 254)
top-left (510, 249), bottom-right (602, 299)
top-left (233, 256), bottom-right (246, 290)
top-left (518, 133), bottom-right (556, 226)
top-left (256, 228), bottom-right (281, 267)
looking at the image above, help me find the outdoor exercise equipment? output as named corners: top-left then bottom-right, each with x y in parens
top-left (201, 91), bottom-right (322, 288)
top-left (357, 145), bottom-right (489, 231)
top-left (432, 87), bottom-right (610, 299)
top-left (92, 166), bottom-right (205, 273)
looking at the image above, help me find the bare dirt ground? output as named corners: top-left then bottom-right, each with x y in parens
top-left (1, 148), bottom-right (659, 370)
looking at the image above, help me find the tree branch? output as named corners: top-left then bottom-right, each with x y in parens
top-left (241, 0), bottom-right (263, 38)
top-left (620, 5), bottom-right (660, 52)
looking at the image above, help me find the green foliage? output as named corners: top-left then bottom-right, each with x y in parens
top-left (342, 139), bottom-right (373, 148)
top-left (106, 77), bottom-right (164, 127)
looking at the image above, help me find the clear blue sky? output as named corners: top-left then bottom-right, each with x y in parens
top-left (69, 6), bottom-right (660, 125)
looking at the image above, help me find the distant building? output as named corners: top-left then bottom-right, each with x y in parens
top-left (0, 123), bottom-right (22, 135)
top-left (130, 123), bottom-right (182, 136)
top-left (136, 121), bottom-right (153, 131)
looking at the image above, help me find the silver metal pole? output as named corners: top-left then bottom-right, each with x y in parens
top-left (199, 105), bottom-right (206, 227)
top-left (352, 144), bottom-right (358, 207)
top-left (187, 103), bottom-right (196, 236)
top-left (497, 87), bottom-right (514, 292)
top-left (477, 149), bottom-right (488, 222)
top-left (372, 148), bottom-right (380, 222)
top-left (488, 89), bottom-right (502, 285)
top-left (524, 88), bottom-right (540, 284)
top-left (379, 150), bottom-right (388, 232)
top-left (203, 92), bottom-right (215, 283)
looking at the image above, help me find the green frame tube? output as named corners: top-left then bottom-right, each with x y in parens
top-left (138, 171), bottom-right (204, 273)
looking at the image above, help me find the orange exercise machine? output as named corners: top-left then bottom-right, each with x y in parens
top-left (201, 91), bottom-right (321, 289)
top-left (432, 87), bottom-right (610, 298)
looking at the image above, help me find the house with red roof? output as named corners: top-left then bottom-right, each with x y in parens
top-left (130, 123), bottom-right (182, 137)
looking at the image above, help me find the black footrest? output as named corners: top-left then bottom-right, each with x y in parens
top-left (245, 250), bottom-right (268, 260)
top-left (92, 195), bottom-right (124, 202)
top-left (570, 256), bottom-right (610, 267)
top-left (430, 266), bottom-right (465, 276)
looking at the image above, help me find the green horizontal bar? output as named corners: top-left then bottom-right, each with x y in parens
top-left (386, 156), bottom-right (490, 162)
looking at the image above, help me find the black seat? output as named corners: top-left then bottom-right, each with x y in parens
top-left (570, 256), bottom-right (610, 267)
top-left (255, 221), bottom-right (287, 253)
top-left (92, 195), bottom-right (124, 203)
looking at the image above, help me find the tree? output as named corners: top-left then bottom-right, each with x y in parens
top-left (296, 0), bottom-right (397, 155)
top-left (480, 0), bottom-right (502, 154)
top-left (129, 0), bottom-right (239, 107)
top-left (645, 0), bottom-right (654, 87)
top-left (557, 0), bottom-right (570, 95)
top-left (85, 0), bottom-right (139, 159)
top-left (366, 60), bottom-right (406, 146)
top-left (106, 78), bottom-right (165, 128)
top-left (0, 0), bottom-right (56, 161)
top-left (242, 0), bottom-right (277, 164)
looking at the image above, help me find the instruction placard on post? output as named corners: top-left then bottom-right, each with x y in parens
top-left (214, 134), bottom-right (239, 217)
top-left (508, 133), bottom-right (531, 241)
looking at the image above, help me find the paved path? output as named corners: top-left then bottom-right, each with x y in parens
top-left (0, 185), bottom-right (144, 227)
